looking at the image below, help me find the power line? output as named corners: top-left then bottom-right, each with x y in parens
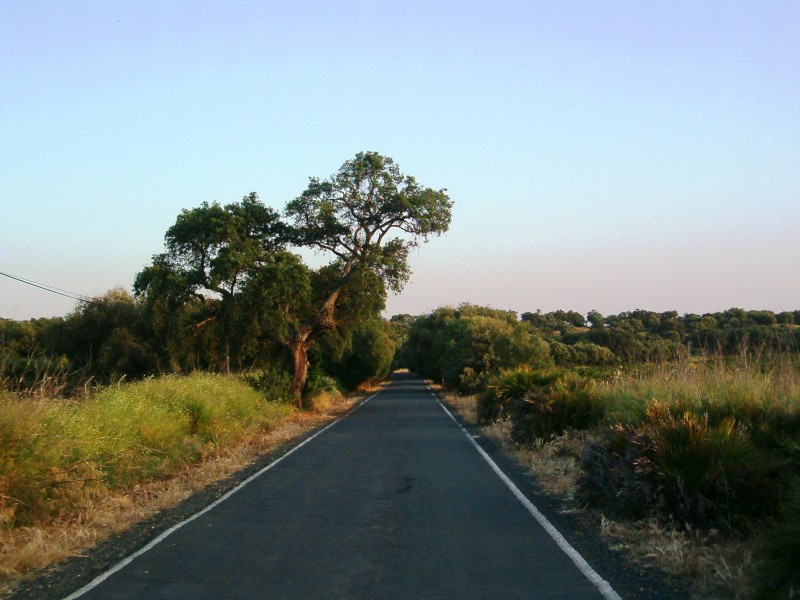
top-left (0, 270), bottom-right (93, 304)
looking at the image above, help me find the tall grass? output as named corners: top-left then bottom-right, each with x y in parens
top-left (598, 359), bottom-right (800, 431)
top-left (445, 357), bottom-right (800, 597)
top-left (0, 374), bottom-right (291, 527)
top-left (580, 360), bottom-right (799, 522)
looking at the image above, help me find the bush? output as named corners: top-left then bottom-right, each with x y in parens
top-left (334, 319), bottom-right (395, 389)
top-left (507, 371), bottom-right (606, 444)
top-left (578, 400), bottom-right (780, 531)
top-left (478, 367), bottom-right (606, 443)
top-left (302, 367), bottom-right (340, 405)
top-left (244, 365), bottom-right (294, 403)
top-left (477, 366), bottom-right (559, 422)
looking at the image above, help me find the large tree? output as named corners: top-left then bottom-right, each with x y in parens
top-left (282, 151), bottom-right (452, 400)
top-left (135, 152), bottom-right (452, 406)
top-left (134, 193), bottom-right (284, 373)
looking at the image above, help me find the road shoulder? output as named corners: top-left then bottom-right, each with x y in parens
top-left (435, 386), bottom-right (691, 600)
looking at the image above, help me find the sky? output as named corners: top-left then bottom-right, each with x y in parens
top-left (1, 0), bottom-right (798, 321)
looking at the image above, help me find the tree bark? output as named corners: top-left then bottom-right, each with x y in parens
top-left (289, 337), bottom-right (310, 409)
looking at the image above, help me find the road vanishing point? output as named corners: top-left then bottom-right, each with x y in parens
top-left (66, 372), bottom-right (620, 600)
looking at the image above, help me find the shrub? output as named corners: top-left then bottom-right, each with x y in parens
top-left (477, 367), bottom-right (559, 422)
top-left (578, 400), bottom-right (780, 531)
top-left (478, 367), bottom-right (606, 443)
top-left (244, 365), bottom-right (294, 403)
top-left (507, 371), bottom-right (606, 444)
top-left (302, 367), bottom-right (340, 406)
top-left (578, 426), bottom-right (658, 520)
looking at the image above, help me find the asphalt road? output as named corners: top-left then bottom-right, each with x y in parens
top-left (67, 373), bottom-right (617, 600)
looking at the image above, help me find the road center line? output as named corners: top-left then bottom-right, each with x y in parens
top-left (428, 384), bottom-right (622, 600)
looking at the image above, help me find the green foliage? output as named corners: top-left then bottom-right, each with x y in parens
top-left (131, 152), bottom-right (448, 405)
top-left (0, 289), bottom-right (158, 391)
top-left (133, 193), bottom-right (286, 373)
top-left (579, 399), bottom-right (781, 531)
top-left (0, 374), bottom-right (290, 526)
top-left (301, 367), bottom-right (340, 405)
top-left (479, 367), bottom-right (606, 443)
top-left (399, 304), bottom-right (551, 394)
top-left (332, 318), bottom-right (396, 389)
top-left (575, 361), bottom-right (800, 533)
top-left (550, 340), bottom-right (617, 366)
top-left (285, 151), bottom-right (453, 295)
top-left (244, 364), bottom-right (294, 403)
top-left (521, 309), bottom-right (585, 333)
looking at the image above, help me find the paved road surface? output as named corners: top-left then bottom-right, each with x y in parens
top-left (68, 373), bottom-right (616, 599)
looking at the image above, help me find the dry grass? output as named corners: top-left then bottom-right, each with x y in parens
top-left (0, 386), bottom-right (368, 597)
top-left (487, 421), bottom-right (586, 499)
top-left (438, 388), bottom-right (757, 599)
top-left (438, 389), bottom-right (477, 424)
top-left (440, 391), bottom-right (584, 499)
top-left (599, 518), bottom-right (754, 599)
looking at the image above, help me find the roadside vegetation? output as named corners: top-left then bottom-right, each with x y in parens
top-left (0, 371), bottom-right (366, 589)
top-left (2, 151), bottom-right (798, 596)
top-left (0, 374), bottom-right (290, 528)
top-left (0, 151), bottom-right (445, 591)
top-left (401, 304), bottom-right (800, 599)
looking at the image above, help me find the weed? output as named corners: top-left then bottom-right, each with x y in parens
top-left (579, 399), bottom-right (779, 531)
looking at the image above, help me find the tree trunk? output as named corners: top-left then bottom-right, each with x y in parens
top-left (289, 338), bottom-right (310, 409)
top-left (317, 289), bottom-right (341, 331)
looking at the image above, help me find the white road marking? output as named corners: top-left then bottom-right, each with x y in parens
top-left (63, 391), bottom-right (380, 600)
top-left (429, 383), bottom-right (622, 600)
top-left (65, 377), bottom-right (621, 600)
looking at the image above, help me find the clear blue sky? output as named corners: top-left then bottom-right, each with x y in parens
top-left (1, 0), bottom-right (798, 321)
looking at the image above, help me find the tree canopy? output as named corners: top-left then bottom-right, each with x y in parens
top-left (134, 152), bottom-right (452, 406)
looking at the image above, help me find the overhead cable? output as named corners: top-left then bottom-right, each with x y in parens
top-left (0, 270), bottom-right (93, 303)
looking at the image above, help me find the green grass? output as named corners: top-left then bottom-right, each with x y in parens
top-left (0, 374), bottom-right (291, 526)
top-left (598, 360), bottom-right (800, 428)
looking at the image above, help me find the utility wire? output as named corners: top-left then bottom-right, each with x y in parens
top-left (0, 270), bottom-right (93, 304)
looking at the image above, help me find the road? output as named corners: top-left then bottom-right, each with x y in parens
top-left (67, 372), bottom-right (617, 599)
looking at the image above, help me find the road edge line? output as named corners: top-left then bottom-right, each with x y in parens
top-left (63, 389), bottom-right (382, 600)
top-left (428, 384), bottom-right (622, 600)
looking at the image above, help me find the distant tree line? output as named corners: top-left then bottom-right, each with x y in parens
top-left (396, 305), bottom-right (800, 394)
top-left (4, 297), bottom-right (797, 400)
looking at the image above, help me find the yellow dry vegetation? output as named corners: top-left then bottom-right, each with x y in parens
top-left (0, 376), bottom-right (376, 597)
